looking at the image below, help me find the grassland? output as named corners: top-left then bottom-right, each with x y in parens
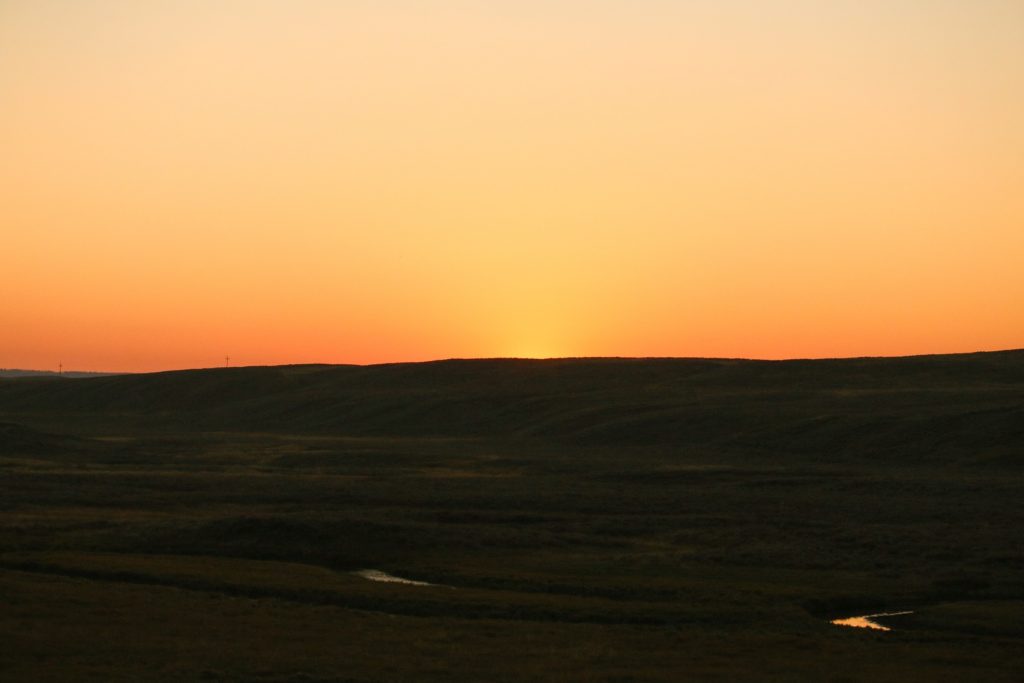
top-left (1, 352), bottom-right (1022, 681)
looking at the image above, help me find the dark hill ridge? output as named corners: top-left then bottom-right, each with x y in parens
top-left (0, 351), bottom-right (1022, 461)
top-left (0, 369), bottom-right (125, 378)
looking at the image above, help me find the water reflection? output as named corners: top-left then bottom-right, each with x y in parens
top-left (831, 611), bottom-right (913, 631)
top-left (353, 569), bottom-right (432, 586)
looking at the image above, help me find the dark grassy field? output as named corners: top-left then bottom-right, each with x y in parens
top-left (1, 351), bottom-right (1022, 681)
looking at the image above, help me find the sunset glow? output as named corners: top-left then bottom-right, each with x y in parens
top-left (3, 1), bottom-right (1023, 371)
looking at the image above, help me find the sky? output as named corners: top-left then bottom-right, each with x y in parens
top-left (2, 0), bottom-right (1023, 371)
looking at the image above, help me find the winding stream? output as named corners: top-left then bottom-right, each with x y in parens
top-left (831, 611), bottom-right (913, 631)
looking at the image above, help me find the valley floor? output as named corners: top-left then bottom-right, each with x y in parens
top-left (2, 432), bottom-right (1021, 681)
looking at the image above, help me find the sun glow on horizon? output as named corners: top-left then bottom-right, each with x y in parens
top-left (2, 0), bottom-right (1022, 372)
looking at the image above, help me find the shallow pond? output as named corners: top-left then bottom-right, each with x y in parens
top-left (353, 569), bottom-right (433, 586)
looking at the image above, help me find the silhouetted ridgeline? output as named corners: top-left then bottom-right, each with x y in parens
top-left (0, 369), bottom-right (124, 379)
top-left (0, 351), bottom-right (1022, 460)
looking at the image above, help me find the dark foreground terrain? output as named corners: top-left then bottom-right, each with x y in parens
top-left (1, 351), bottom-right (1022, 681)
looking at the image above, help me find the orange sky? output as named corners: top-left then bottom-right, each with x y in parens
top-left (2, 1), bottom-right (1023, 371)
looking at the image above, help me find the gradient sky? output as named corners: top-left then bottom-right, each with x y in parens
top-left (3, 0), bottom-right (1023, 371)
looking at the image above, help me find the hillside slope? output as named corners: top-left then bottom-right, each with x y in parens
top-left (1, 351), bottom-right (1022, 462)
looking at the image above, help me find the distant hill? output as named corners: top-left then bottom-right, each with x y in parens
top-left (0, 369), bottom-right (126, 379)
top-left (0, 351), bottom-right (1021, 463)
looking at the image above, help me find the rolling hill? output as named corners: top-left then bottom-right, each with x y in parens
top-left (3, 351), bottom-right (1024, 681)
top-left (1, 350), bottom-right (1021, 463)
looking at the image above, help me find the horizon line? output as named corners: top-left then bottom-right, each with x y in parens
top-left (5, 347), bottom-right (1022, 377)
